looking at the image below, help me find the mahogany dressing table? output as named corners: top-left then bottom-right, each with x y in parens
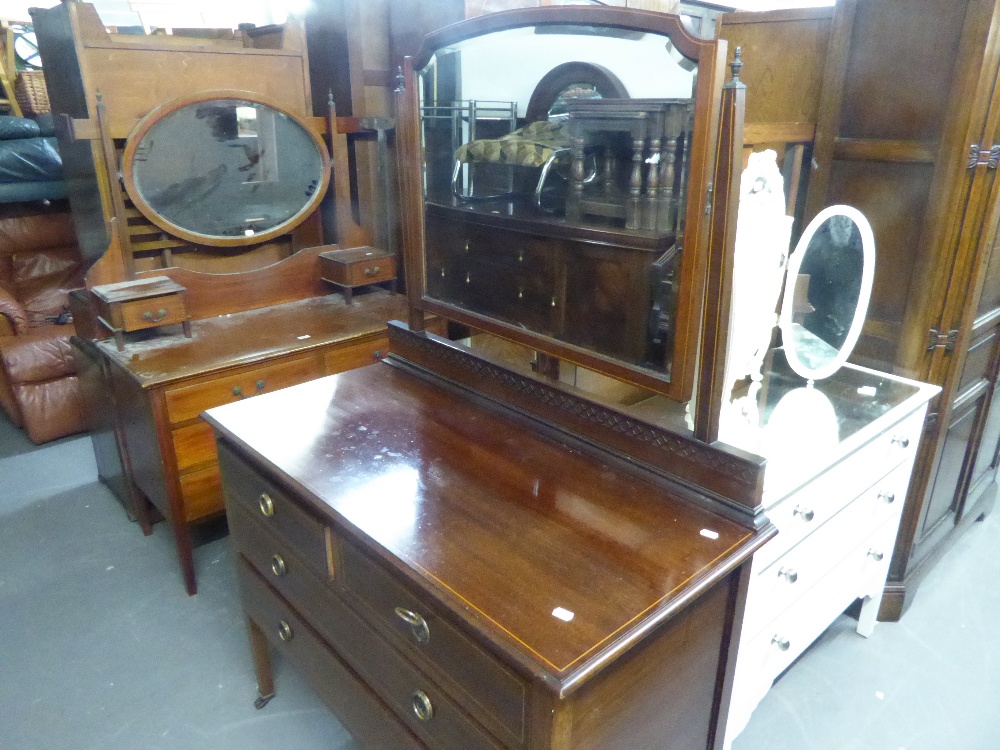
top-left (205, 8), bottom-right (935, 749)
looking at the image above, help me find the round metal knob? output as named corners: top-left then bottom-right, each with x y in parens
top-left (878, 492), bottom-right (896, 505)
top-left (277, 620), bottom-right (293, 642)
top-left (232, 385), bottom-right (244, 398)
top-left (517, 287), bottom-right (524, 300)
top-left (259, 493), bottom-right (275, 517)
top-left (412, 690), bottom-right (434, 721)
top-left (395, 607), bottom-right (431, 644)
top-left (271, 554), bottom-right (287, 577)
top-left (518, 249), bottom-right (525, 263)
top-left (891, 435), bottom-right (910, 449)
top-left (256, 380), bottom-right (266, 392)
top-left (771, 635), bottom-right (791, 652)
top-left (793, 505), bottom-right (815, 522)
top-left (867, 549), bottom-right (885, 562)
top-left (778, 567), bottom-right (798, 584)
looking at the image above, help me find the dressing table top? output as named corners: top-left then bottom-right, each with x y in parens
top-left (205, 359), bottom-right (771, 694)
top-left (719, 352), bottom-right (939, 503)
top-left (100, 290), bottom-right (407, 388)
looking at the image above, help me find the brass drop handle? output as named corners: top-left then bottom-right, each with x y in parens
top-left (395, 607), bottom-right (431, 644)
top-left (793, 505), bottom-right (815, 523)
top-left (778, 567), bottom-right (798, 584)
top-left (142, 308), bottom-right (168, 323)
top-left (277, 620), bottom-right (294, 642)
top-left (412, 690), bottom-right (434, 721)
top-left (771, 635), bottom-right (791, 652)
top-left (271, 554), bottom-right (287, 577)
top-left (363, 266), bottom-right (381, 277)
top-left (259, 493), bottom-right (275, 517)
top-left (891, 435), bottom-right (911, 449)
top-left (867, 549), bottom-right (885, 562)
top-left (878, 491), bottom-right (896, 505)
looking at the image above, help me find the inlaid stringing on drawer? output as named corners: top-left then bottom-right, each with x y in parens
top-left (217, 443), bottom-right (332, 579)
top-left (236, 540), bottom-right (504, 750)
top-left (340, 541), bottom-right (528, 747)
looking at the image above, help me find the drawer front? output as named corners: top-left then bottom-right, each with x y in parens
top-left (744, 461), bottom-right (911, 636)
top-left (179, 464), bottom-right (223, 521)
top-left (322, 337), bottom-right (387, 375)
top-left (236, 545), bottom-right (503, 750)
top-left (759, 408), bottom-right (924, 569)
top-left (118, 294), bottom-right (188, 332)
top-left (218, 442), bottom-right (331, 578)
top-left (236, 560), bottom-right (426, 750)
top-left (173, 421), bottom-right (217, 473)
top-left (341, 542), bottom-right (527, 745)
top-left (346, 256), bottom-right (397, 286)
top-left (467, 225), bottom-right (554, 277)
top-left (740, 517), bottom-right (905, 693)
top-left (165, 356), bottom-right (322, 425)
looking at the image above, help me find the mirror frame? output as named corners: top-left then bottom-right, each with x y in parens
top-left (779, 204), bottom-right (875, 381)
top-left (398, 7), bottom-right (730, 402)
top-left (121, 89), bottom-right (331, 248)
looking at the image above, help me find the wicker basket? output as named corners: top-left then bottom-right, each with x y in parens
top-left (14, 69), bottom-right (49, 116)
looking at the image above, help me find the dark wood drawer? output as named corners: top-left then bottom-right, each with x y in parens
top-left (218, 442), bottom-right (332, 579)
top-left (118, 293), bottom-right (188, 332)
top-left (235, 530), bottom-right (505, 750)
top-left (236, 559), bottom-right (426, 750)
top-left (341, 541), bottom-right (527, 746)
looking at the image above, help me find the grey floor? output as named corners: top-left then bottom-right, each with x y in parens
top-left (1, 412), bottom-right (997, 750)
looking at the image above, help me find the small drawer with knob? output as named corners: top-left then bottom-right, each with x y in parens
top-left (340, 541), bottom-right (527, 746)
top-left (165, 356), bottom-right (322, 424)
top-left (319, 246), bottom-right (397, 304)
top-left (91, 275), bottom-right (193, 350)
top-left (218, 442), bottom-right (333, 579)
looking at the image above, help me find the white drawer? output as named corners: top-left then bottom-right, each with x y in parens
top-left (743, 461), bottom-right (910, 637)
top-left (756, 408), bottom-right (923, 570)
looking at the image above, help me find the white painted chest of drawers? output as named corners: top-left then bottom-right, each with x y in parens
top-left (722, 362), bottom-right (938, 747)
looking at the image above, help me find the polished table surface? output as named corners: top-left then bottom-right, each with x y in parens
top-left (206, 358), bottom-right (765, 694)
top-left (100, 289), bottom-right (409, 387)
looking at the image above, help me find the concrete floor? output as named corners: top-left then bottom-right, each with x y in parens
top-left (1, 412), bottom-right (997, 749)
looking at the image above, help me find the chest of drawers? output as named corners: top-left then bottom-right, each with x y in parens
top-left (722, 363), bottom-right (938, 747)
top-left (206, 358), bottom-right (774, 750)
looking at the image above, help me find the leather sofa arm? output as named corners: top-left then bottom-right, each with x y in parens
top-left (0, 287), bottom-right (27, 335)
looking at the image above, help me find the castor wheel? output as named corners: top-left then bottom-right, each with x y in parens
top-left (254, 692), bottom-right (275, 709)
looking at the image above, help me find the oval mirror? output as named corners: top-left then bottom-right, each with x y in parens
top-left (779, 205), bottom-right (875, 381)
top-left (122, 92), bottom-right (330, 247)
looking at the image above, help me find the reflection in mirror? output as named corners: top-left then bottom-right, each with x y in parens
top-left (418, 23), bottom-right (697, 380)
top-left (780, 205), bottom-right (875, 381)
top-left (127, 98), bottom-right (326, 244)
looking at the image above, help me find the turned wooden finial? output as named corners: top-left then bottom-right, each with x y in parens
top-left (730, 47), bottom-right (744, 84)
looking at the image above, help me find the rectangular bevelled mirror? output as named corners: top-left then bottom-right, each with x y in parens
top-left (407, 9), bottom-right (726, 400)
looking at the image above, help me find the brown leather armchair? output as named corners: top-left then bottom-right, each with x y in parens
top-left (0, 206), bottom-right (87, 443)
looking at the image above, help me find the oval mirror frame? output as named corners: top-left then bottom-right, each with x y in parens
top-left (121, 90), bottom-right (331, 248)
top-left (779, 204), bottom-right (875, 381)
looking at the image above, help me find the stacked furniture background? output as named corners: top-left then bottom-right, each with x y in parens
top-left (0, 112), bottom-right (86, 444)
